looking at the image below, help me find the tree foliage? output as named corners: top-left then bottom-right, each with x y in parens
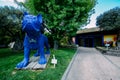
top-left (0, 6), bottom-right (23, 47)
top-left (25, 0), bottom-right (96, 48)
top-left (96, 7), bottom-right (120, 30)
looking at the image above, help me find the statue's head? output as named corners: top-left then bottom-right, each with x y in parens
top-left (22, 12), bottom-right (43, 37)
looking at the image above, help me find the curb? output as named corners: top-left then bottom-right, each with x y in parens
top-left (61, 47), bottom-right (79, 80)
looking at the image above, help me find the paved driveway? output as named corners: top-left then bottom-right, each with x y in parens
top-left (62, 47), bottom-right (120, 80)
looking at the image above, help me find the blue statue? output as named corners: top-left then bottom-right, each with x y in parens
top-left (16, 12), bottom-right (50, 68)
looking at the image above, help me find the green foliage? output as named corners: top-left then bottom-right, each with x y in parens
top-left (25, 0), bottom-right (96, 41)
top-left (0, 6), bottom-right (23, 45)
top-left (0, 48), bottom-right (76, 80)
top-left (96, 7), bottom-right (120, 30)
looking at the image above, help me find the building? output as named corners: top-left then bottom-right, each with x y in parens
top-left (75, 27), bottom-right (117, 47)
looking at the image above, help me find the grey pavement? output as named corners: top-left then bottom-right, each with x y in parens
top-left (61, 47), bottom-right (120, 80)
top-left (104, 55), bottom-right (120, 69)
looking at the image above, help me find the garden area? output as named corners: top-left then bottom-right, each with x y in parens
top-left (0, 48), bottom-right (76, 80)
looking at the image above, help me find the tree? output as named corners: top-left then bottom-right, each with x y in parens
top-left (0, 6), bottom-right (24, 50)
top-left (25, 0), bottom-right (96, 49)
top-left (96, 7), bottom-right (120, 41)
top-left (96, 7), bottom-right (120, 30)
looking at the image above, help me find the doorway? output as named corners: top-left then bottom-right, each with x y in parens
top-left (84, 38), bottom-right (94, 47)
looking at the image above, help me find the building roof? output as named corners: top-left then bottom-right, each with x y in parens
top-left (76, 27), bottom-right (102, 34)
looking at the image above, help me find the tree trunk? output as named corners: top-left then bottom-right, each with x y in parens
top-left (54, 40), bottom-right (58, 50)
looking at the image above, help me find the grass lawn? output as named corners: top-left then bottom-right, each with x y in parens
top-left (0, 47), bottom-right (76, 80)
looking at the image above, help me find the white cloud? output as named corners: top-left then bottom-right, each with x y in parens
top-left (83, 14), bottom-right (97, 29)
top-left (0, 0), bottom-right (14, 2)
top-left (0, 1), bottom-right (15, 7)
top-left (17, 0), bottom-right (25, 2)
top-left (0, 0), bottom-right (25, 7)
top-left (0, 0), bottom-right (25, 2)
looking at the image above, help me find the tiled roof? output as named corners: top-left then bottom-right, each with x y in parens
top-left (76, 27), bottom-right (102, 34)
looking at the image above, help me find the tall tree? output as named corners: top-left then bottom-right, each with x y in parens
top-left (96, 7), bottom-right (120, 30)
top-left (96, 7), bottom-right (120, 41)
top-left (0, 6), bottom-right (23, 50)
top-left (25, 0), bottom-right (96, 49)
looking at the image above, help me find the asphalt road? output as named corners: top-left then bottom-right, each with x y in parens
top-left (62, 47), bottom-right (120, 80)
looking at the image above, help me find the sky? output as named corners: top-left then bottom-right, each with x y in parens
top-left (0, 0), bottom-right (25, 7)
top-left (84, 0), bottom-right (120, 28)
top-left (0, 0), bottom-right (120, 29)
